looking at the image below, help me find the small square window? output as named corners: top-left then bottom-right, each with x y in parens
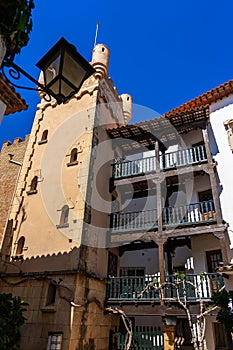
top-left (47, 332), bottom-right (62, 350)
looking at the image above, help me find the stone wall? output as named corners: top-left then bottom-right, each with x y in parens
top-left (0, 137), bottom-right (28, 247)
top-left (0, 271), bottom-right (117, 350)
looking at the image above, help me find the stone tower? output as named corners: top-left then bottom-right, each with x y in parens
top-left (0, 43), bottom-right (130, 350)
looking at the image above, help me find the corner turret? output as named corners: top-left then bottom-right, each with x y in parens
top-left (120, 93), bottom-right (133, 125)
top-left (91, 44), bottom-right (110, 80)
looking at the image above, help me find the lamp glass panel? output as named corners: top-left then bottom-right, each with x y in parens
top-left (44, 54), bottom-right (61, 85)
top-left (49, 80), bottom-right (74, 99)
top-left (63, 51), bottom-right (87, 88)
top-left (48, 80), bottom-right (60, 95)
top-left (60, 80), bottom-right (75, 98)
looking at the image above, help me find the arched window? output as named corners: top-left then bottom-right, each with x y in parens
top-left (60, 205), bottom-right (69, 225)
top-left (46, 282), bottom-right (56, 306)
top-left (70, 148), bottom-right (78, 163)
top-left (16, 236), bottom-right (25, 255)
top-left (30, 176), bottom-right (38, 191)
top-left (41, 129), bottom-right (48, 141)
top-left (38, 130), bottom-right (48, 145)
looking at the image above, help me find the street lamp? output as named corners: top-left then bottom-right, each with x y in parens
top-left (1, 37), bottom-right (95, 104)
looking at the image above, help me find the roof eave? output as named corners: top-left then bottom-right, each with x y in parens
top-left (0, 74), bottom-right (28, 115)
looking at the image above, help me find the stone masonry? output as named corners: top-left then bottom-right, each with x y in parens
top-left (0, 137), bottom-right (28, 246)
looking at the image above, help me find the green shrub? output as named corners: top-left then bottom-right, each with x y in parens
top-left (0, 293), bottom-right (27, 350)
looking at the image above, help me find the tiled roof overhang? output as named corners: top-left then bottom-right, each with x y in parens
top-left (163, 80), bottom-right (233, 118)
top-left (163, 107), bottom-right (209, 133)
top-left (0, 74), bottom-right (28, 115)
top-left (107, 79), bottom-right (233, 152)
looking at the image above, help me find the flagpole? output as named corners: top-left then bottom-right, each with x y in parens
top-left (94, 22), bottom-right (100, 47)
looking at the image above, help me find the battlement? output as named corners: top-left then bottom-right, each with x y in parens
top-left (0, 135), bottom-right (30, 153)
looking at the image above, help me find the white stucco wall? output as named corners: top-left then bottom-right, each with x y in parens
top-left (181, 129), bottom-right (203, 147)
top-left (120, 246), bottom-right (193, 275)
top-left (224, 274), bottom-right (233, 290)
top-left (173, 246), bottom-right (192, 269)
top-left (209, 95), bottom-right (233, 249)
top-left (205, 316), bottom-right (216, 350)
top-left (123, 195), bottom-right (157, 213)
top-left (120, 234), bottom-right (221, 276)
top-left (120, 248), bottom-right (159, 274)
top-left (188, 173), bottom-right (211, 204)
top-left (119, 173), bottom-right (211, 214)
top-left (191, 234), bottom-right (221, 274)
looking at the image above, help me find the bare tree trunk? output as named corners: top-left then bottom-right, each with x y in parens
top-left (137, 274), bottom-right (221, 350)
top-left (106, 307), bottom-right (133, 350)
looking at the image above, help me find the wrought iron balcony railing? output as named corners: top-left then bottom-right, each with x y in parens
top-left (111, 200), bottom-right (215, 232)
top-left (107, 273), bottom-right (224, 301)
top-left (113, 326), bottom-right (164, 350)
top-left (112, 144), bottom-right (207, 179)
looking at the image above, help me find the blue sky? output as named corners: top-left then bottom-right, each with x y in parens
top-left (1, 0), bottom-right (233, 147)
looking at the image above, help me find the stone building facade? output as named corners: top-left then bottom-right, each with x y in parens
top-left (0, 137), bottom-right (29, 248)
top-left (0, 41), bottom-right (233, 350)
top-left (0, 43), bottom-right (130, 350)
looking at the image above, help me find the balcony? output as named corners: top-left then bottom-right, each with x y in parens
top-left (107, 273), bottom-right (224, 301)
top-left (112, 326), bottom-right (164, 350)
top-left (161, 144), bottom-right (207, 170)
top-left (112, 209), bottom-right (158, 232)
top-left (113, 155), bottom-right (156, 179)
top-left (111, 200), bottom-right (216, 232)
top-left (162, 200), bottom-right (216, 227)
top-left (112, 144), bottom-right (207, 179)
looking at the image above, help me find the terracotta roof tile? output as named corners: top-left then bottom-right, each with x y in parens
top-left (163, 80), bottom-right (233, 118)
top-left (0, 73), bottom-right (28, 115)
